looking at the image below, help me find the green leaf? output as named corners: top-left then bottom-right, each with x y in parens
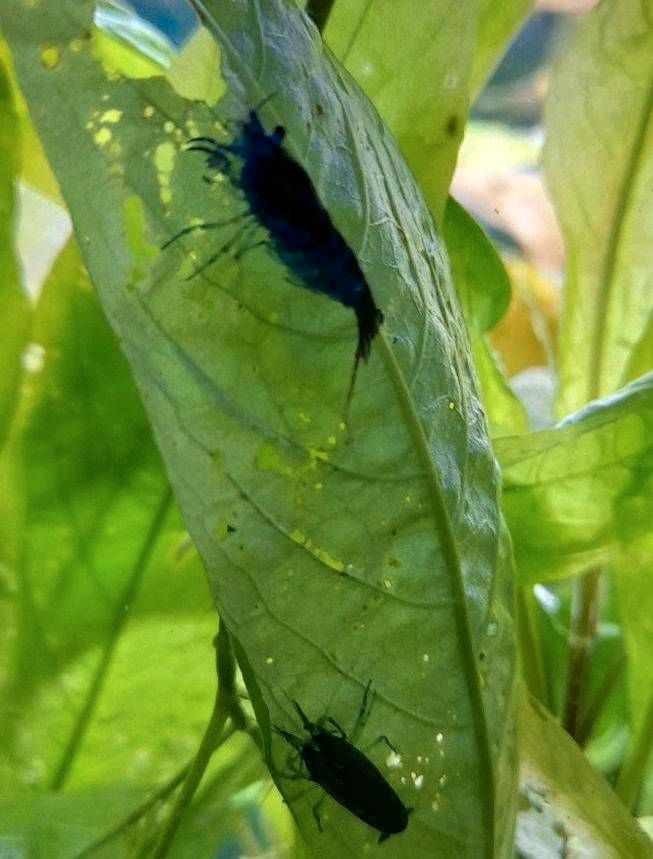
top-left (18, 616), bottom-right (217, 789)
top-left (0, 241), bottom-right (262, 853)
top-left (0, 40), bottom-right (63, 203)
top-left (497, 372), bottom-right (653, 583)
top-left (2, 240), bottom-right (163, 689)
top-left (518, 693), bottom-right (653, 858)
top-left (614, 534), bottom-right (653, 805)
top-left (443, 197), bottom-right (527, 438)
top-left (543, 0), bottom-right (653, 416)
top-left (0, 730), bottom-right (277, 858)
top-left (323, 0), bottom-right (476, 224)
top-left (322, 0), bottom-right (534, 221)
top-left (615, 535), bottom-right (653, 728)
top-left (0, 238), bottom-right (212, 791)
top-left (443, 200), bottom-right (511, 333)
top-left (166, 26), bottom-right (225, 104)
top-left (2, 0), bottom-right (516, 855)
top-left (167, 748), bottom-right (292, 859)
top-left (625, 312), bottom-right (653, 385)
top-left (0, 780), bottom-right (144, 859)
top-left (3, 583), bottom-right (275, 855)
top-left (470, 0), bottom-right (533, 96)
top-left (0, 56), bottom-right (30, 450)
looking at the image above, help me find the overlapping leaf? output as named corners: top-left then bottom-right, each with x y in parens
top-left (323, 0), bottom-right (533, 223)
top-left (497, 372), bottom-right (653, 583)
top-left (1, 0), bottom-right (516, 855)
top-left (0, 233), bottom-right (216, 782)
top-left (443, 198), bottom-right (527, 438)
top-left (471, 0), bottom-right (533, 96)
top-left (323, 0), bottom-right (475, 223)
top-left (544, 0), bottom-right (653, 416)
top-left (518, 694), bottom-right (653, 859)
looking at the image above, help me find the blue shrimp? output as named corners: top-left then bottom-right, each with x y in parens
top-left (177, 109), bottom-right (383, 375)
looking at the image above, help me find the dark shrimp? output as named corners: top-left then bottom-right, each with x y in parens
top-left (168, 108), bottom-right (383, 412)
top-left (187, 111), bottom-right (383, 361)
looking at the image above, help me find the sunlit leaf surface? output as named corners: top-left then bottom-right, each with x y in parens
top-left (497, 373), bottom-right (653, 583)
top-left (0, 231), bottom-right (219, 789)
top-left (323, 0), bottom-right (533, 224)
top-left (614, 530), bottom-right (653, 731)
top-left (322, 0), bottom-right (474, 224)
top-left (544, 0), bottom-right (653, 416)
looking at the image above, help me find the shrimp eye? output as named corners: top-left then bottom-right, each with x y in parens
top-left (272, 124), bottom-right (286, 143)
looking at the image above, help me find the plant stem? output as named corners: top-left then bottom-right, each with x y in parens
top-left (517, 586), bottom-right (549, 707)
top-left (49, 485), bottom-right (173, 790)
top-left (150, 624), bottom-right (251, 858)
top-left (305, 0), bottom-right (335, 32)
top-left (150, 685), bottom-right (229, 858)
top-left (616, 687), bottom-right (653, 811)
top-left (562, 568), bottom-right (602, 739)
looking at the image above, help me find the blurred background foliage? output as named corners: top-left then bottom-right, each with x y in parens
top-left (1, 0), bottom-right (653, 856)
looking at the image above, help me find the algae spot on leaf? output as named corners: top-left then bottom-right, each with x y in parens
top-left (124, 195), bottom-right (157, 285)
top-left (255, 442), bottom-right (297, 477)
top-left (289, 529), bottom-right (346, 574)
top-left (40, 46), bottom-right (60, 69)
top-left (154, 141), bottom-right (176, 206)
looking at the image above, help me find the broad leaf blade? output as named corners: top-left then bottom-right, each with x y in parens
top-left (323, 0), bottom-right (476, 224)
top-left (2, 0), bottom-right (516, 855)
top-left (625, 312), bottom-right (653, 385)
top-left (543, 0), bottom-right (653, 416)
top-left (323, 0), bottom-right (534, 223)
top-left (0, 237), bottom-right (214, 792)
top-left (471, 0), bottom-right (534, 97)
top-left (615, 527), bottom-right (653, 729)
top-left (497, 372), bottom-right (653, 583)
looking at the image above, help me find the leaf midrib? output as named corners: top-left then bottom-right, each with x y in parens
top-left (377, 332), bottom-right (495, 854)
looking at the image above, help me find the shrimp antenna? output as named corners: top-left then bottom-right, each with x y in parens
top-left (252, 91), bottom-right (278, 113)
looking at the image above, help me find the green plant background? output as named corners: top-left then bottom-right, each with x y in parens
top-left (1, 0), bottom-right (652, 857)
